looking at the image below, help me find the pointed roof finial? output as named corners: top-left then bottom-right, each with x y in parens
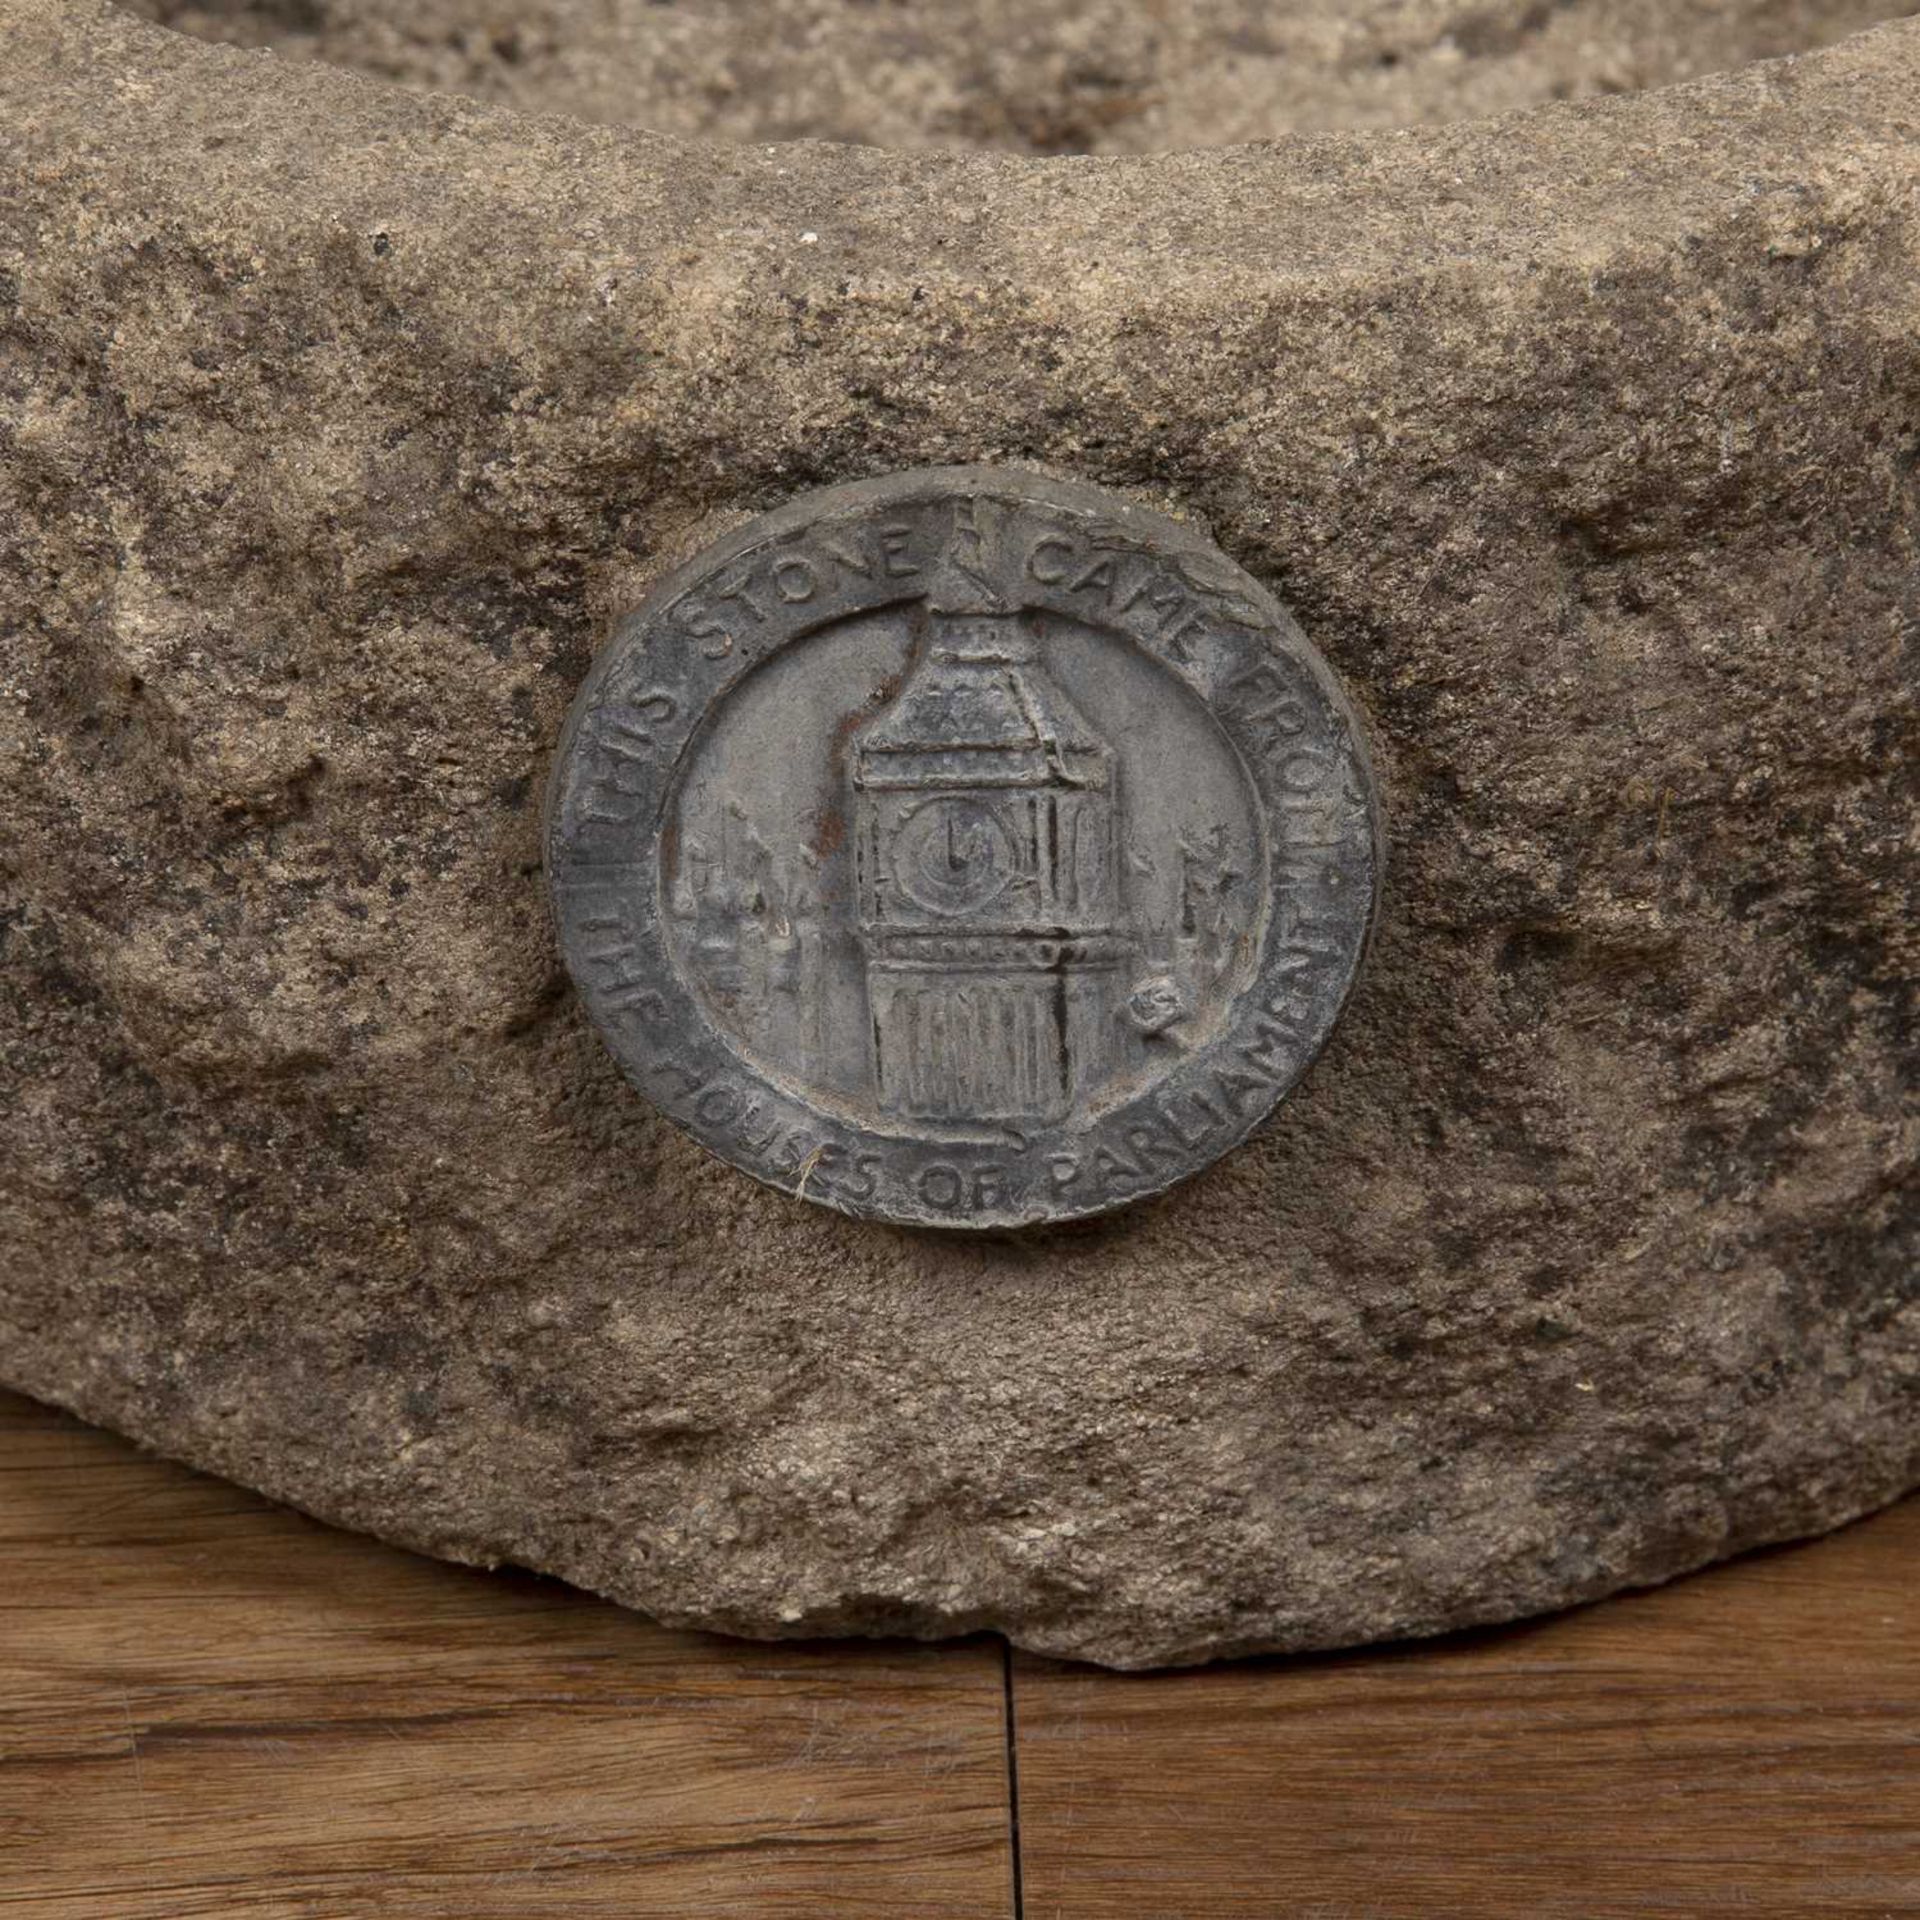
top-left (926, 495), bottom-right (1013, 617)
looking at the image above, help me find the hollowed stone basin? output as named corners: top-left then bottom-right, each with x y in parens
top-left (2, 0), bottom-right (1915, 1665)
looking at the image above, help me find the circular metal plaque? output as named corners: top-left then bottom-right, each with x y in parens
top-left (546, 468), bottom-right (1379, 1228)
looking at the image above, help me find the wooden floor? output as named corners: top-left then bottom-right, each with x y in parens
top-left (1, 1389), bottom-right (1915, 1917)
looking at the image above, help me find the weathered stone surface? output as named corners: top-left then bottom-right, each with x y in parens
top-left (0, 0), bottom-right (1914, 1666)
top-left (126, 0), bottom-right (1912, 152)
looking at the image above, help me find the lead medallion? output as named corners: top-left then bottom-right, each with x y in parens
top-left (546, 468), bottom-right (1378, 1227)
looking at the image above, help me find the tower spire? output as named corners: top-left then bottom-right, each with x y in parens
top-left (925, 495), bottom-right (1026, 659)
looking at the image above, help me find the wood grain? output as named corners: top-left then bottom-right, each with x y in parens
top-left (5, 1383), bottom-right (1916, 1919)
top-left (0, 1391), bottom-right (1014, 1918)
top-left (1013, 1497), bottom-right (1920, 1919)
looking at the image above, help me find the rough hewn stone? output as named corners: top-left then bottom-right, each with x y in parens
top-left (125, 0), bottom-right (1912, 152)
top-left (0, 0), bottom-right (1914, 1665)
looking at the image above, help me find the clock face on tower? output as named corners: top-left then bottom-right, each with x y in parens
top-left (892, 798), bottom-right (1017, 917)
top-left (547, 467), bottom-right (1379, 1227)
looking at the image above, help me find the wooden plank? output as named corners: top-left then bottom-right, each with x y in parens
top-left (1013, 1498), bottom-right (1920, 1918)
top-left (0, 1390), bottom-right (1014, 1918)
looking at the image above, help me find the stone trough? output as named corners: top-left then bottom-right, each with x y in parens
top-left (1, 0), bottom-right (1915, 1665)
